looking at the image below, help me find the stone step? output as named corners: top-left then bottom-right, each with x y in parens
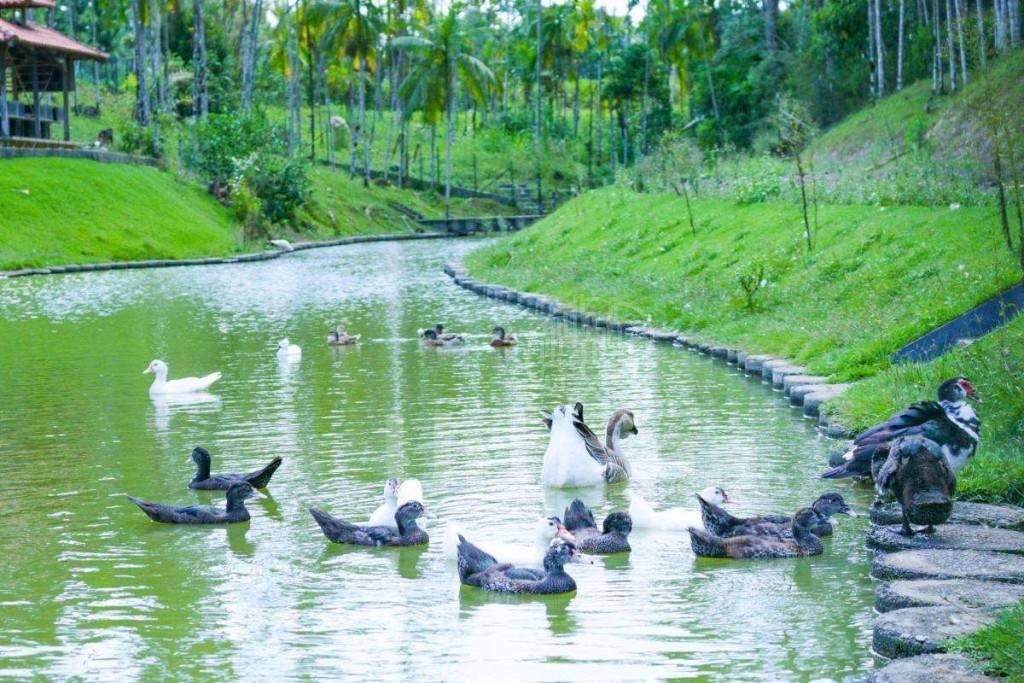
top-left (782, 374), bottom-right (827, 396)
top-left (770, 364), bottom-right (808, 388)
top-left (867, 653), bottom-right (1000, 682)
top-left (872, 549), bottom-right (1024, 583)
top-left (868, 524), bottom-right (1024, 555)
top-left (802, 384), bottom-right (852, 417)
top-left (876, 579), bottom-right (1024, 612)
top-left (872, 501), bottom-right (1024, 532)
top-left (872, 606), bottom-right (995, 659)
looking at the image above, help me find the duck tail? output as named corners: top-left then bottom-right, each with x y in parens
top-left (820, 463), bottom-right (856, 479)
top-left (309, 508), bottom-right (354, 541)
top-left (126, 495), bottom-right (161, 522)
top-left (687, 527), bottom-right (728, 558)
top-left (563, 499), bottom-right (596, 531)
top-left (200, 371), bottom-right (222, 389)
top-left (442, 522), bottom-right (462, 560)
top-left (246, 457), bottom-right (283, 489)
top-left (456, 534), bottom-right (498, 583)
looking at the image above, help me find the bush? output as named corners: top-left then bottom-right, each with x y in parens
top-left (194, 113), bottom-right (282, 184)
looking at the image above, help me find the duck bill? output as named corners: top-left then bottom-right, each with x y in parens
top-left (422, 507), bottom-right (437, 519)
top-left (968, 393), bottom-right (983, 404)
top-left (722, 493), bottom-right (736, 505)
top-left (840, 506), bottom-right (859, 517)
top-left (143, 367), bottom-right (152, 374)
top-left (569, 549), bottom-right (593, 564)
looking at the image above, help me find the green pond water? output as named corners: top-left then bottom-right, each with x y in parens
top-left (0, 238), bottom-right (878, 681)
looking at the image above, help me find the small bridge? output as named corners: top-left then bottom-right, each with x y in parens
top-left (416, 215), bottom-right (543, 235)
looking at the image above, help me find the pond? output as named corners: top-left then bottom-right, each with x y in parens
top-left (0, 238), bottom-right (876, 681)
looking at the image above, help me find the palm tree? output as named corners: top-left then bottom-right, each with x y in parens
top-left (392, 5), bottom-right (495, 219)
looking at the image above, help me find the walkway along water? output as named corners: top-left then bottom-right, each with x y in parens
top-left (445, 259), bottom-right (1024, 681)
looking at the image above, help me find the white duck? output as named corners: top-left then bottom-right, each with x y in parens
top-left (366, 477), bottom-right (402, 527)
top-left (629, 486), bottom-right (733, 531)
top-left (442, 515), bottom-right (578, 566)
top-left (144, 360), bottom-right (221, 396)
top-left (540, 404), bottom-right (637, 487)
top-left (277, 339), bottom-right (302, 360)
top-left (268, 239), bottom-right (294, 252)
top-left (366, 478), bottom-right (427, 530)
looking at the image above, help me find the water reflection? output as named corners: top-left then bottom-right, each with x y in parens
top-left (149, 393), bottom-right (222, 435)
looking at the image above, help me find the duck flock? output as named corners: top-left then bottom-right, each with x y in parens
top-left (130, 324), bottom-right (983, 596)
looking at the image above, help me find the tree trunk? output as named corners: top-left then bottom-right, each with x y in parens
top-left (534, 0), bottom-right (541, 155)
top-left (572, 53), bottom-right (580, 139)
top-left (897, 0), bottom-right (905, 91)
top-left (697, 14), bottom-right (720, 118)
top-left (995, 0), bottom-right (1006, 51)
top-left (976, 0), bottom-right (987, 68)
top-left (953, 0), bottom-right (968, 86)
top-left (149, 0), bottom-right (160, 153)
top-left (764, 0), bottom-right (779, 79)
top-left (241, 0), bottom-right (263, 112)
top-left (287, 0), bottom-right (301, 155)
top-left (192, 0), bottom-right (209, 118)
top-left (641, 21), bottom-right (650, 156)
top-left (946, 0), bottom-right (957, 91)
top-left (596, 54), bottom-right (603, 166)
top-left (445, 72), bottom-right (455, 220)
top-left (1010, 0), bottom-right (1021, 47)
top-left (932, 0), bottom-right (943, 91)
top-left (875, 0), bottom-right (885, 96)
top-left (91, 0), bottom-right (100, 108)
top-left (359, 57), bottom-right (369, 187)
top-left (303, 11), bottom-right (315, 159)
top-left (868, 0), bottom-right (877, 96)
top-left (130, 0), bottom-right (149, 126)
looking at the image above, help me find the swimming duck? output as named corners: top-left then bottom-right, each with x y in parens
top-left (366, 478), bottom-right (402, 527)
top-left (489, 326), bottom-right (518, 347)
top-left (541, 404), bottom-right (636, 486)
top-left (327, 325), bottom-right (360, 346)
top-left (563, 499), bottom-right (632, 554)
top-left (421, 328), bottom-right (462, 348)
top-left (277, 339), bottom-right (302, 360)
top-left (442, 515), bottom-right (576, 565)
top-left (874, 436), bottom-right (955, 536)
top-left (700, 493), bottom-right (856, 539)
top-left (457, 536), bottom-right (586, 594)
top-left (629, 486), bottom-right (733, 531)
top-left (309, 500), bottom-right (429, 547)
top-left (127, 481), bottom-right (262, 524)
top-left (418, 324), bottom-right (466, 343)
top-left (187, 446), bottom-right (282, 490)
top-left (144, 359), bottom-right (221, 395)
top-left (821, 377), bottom-right (981, 480)
top-left (687, 508), bottom-right (824, 559)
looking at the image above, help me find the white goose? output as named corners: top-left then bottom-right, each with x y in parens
top-left (541, 404), bottom-right (637, 487)
top-left (442, 515), bottom-right (577, 566)
top-left (629, 487), bottom-right (733, 531)
top-left (144, 360), bottom-right (221, 396)
top-left (277, 339), bottom-right (302, 360)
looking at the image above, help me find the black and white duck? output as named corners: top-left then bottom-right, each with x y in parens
top-left (687, 508), bottom-right (824, 559)
top-left (443, 515), bottom-right (576, 565)
top-left (187, 446), bottom-right (282, 490)
top-left (457, 536), bottom-right (587, 594)
top-left (419, 324), bottom-right (466, 344)
top-left (541, 404), bottom-right (637, 486)
top-left (629, 486), bottom-right (733, 531)
top-left (562, 499), bottom-right (632, 554)
top-left (699, 492), bottom-right (856, 539)
top-left (309, 500), bottom-right (429, 547)
top-left (821, 377), bottom-right (981, 480)
top-left (489, 326), bottom-right (518, 347)
top-left (127, 481), bottom-right (262, 524)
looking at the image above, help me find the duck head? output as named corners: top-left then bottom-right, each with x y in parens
top-left (225, 481), bottom-right (263, 509)
top-left (394, 500), bottom-right (428, 532)
top-left (327, 330), bottom-right (339, 343)
top-left (336, 325), bottom-right (347, 335)
top-left (791, 507), bottom-right (818, 532)
top-left (277, 339), bottom-right (292, 351)
top-left (812, 492), bottom-right (857, 519)
top-left (573, 402), bottom-right (584, 421)
top-left (602, 511), bottom-right (633, 537)
top-left (608, 409), bottom-right (638, 440)
top-left (537, 515), bottom-right (576, 543)
top-left (423, 329), bottom-right (439, 341)
top-left (543, 538), bottom-right (588, 571)
top-left (143, 359), bottom-right (168, 378)
top-left (938, 376), bottom-right (981, 403)
top-left (383, 477), bottom-right (401, 502)
top-left (435, 324), bottom-right (445, 335)
top-left (889, 437), bottom-right (955, 528)
top-left (698, 486), bottom-right (733, 505)
top-left (493, 326), bottom-right (506, 340)
top-left (187, 446), bottom-right (213, 477)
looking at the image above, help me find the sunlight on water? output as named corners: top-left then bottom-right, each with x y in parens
top-left (0, 239), bottom-right (876, 681)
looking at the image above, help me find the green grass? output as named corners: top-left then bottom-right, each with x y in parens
top-left (951, 601), bottom-right (1024, 681)
top-left (464, 187), bottom-right (1023, 505)
top-left (0, 158), bottom-right (243, 270)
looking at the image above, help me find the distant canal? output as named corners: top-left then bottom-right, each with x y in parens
top-left (0, 238), bottom-right (875, 681)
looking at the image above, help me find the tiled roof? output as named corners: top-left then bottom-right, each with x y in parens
top-left (0, 0), bottom-right (57, 10)
top-left (0, 19), bottom-right (108, 60)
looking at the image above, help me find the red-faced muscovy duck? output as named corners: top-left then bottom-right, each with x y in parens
top-left (821, 376), bottom-right (981, 480)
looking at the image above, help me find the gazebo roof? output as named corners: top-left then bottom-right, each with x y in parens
top-left (0, 19), bottom-right (108, 60)
top-left (0, 0), bottom-right (56, 9)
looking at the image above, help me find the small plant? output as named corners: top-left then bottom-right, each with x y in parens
top-left (737, 263), bottom-right (767, 311)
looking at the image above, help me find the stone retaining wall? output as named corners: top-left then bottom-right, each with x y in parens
top-left (0, 147), bottom-right (165, 168)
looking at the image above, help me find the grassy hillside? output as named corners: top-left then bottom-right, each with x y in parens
top-left (810, 50), bottom-right (1024, 174)
top-left (464, 188), bottom-right (1024, 505)
top-left (0, 158), bottom-right (243, 270)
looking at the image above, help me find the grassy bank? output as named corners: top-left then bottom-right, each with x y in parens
top-left (0, 158), bottom-right (243, 270)
top-left (952, 601), bottom-right (1024, 681)
top-left (464, 187), bottom-right (1023, 505)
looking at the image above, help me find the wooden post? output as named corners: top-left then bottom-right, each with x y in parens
top-left (62, 57), bottom-right (70, 141)
top-left (31, 50), bottom-right (41, 139)
top-left (1, 47), bottom-right (8, 139)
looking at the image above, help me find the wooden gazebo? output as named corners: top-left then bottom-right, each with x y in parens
top-left (0, 0), bottom-right (108, 144)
